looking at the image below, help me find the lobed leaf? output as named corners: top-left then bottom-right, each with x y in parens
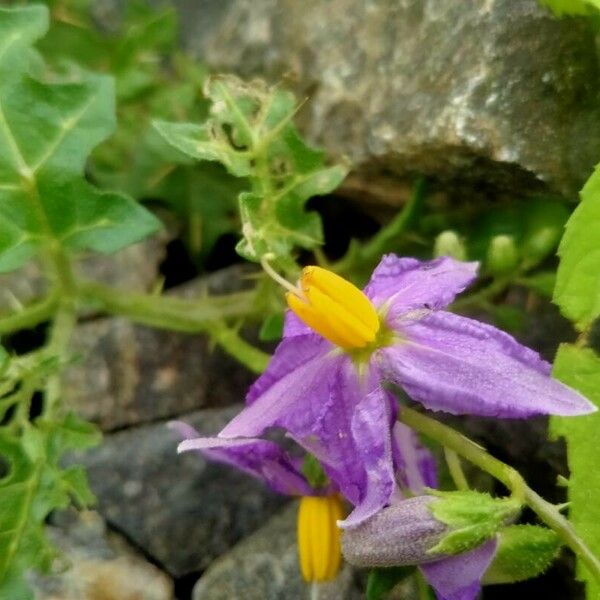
top-left (0, 5), bottom-right (160, 273)
top-left (0, 414), bottom-right (100, 595)
top-left (551, 344), bottom-right (600, 599)
top-left (554, 164), bottom-right (600, 329)
top-left (154, 75), bottom-right (348, 267)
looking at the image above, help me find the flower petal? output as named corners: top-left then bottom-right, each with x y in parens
top-left (283, 309), bottom-right (313, 338)
top-left (380, 311), bottom-right (596, 417)
top-left (247, 333), bottom-right (329, 404)
top-left (170, 422), bottom-right (314, 496)
top-left (392, 421), bottom-right (438, 494)
top-left (420, 538), bottom-right (497, 600)
top-left (290, 362), bottom-right (396, 527)
top-left (364, 255), bottom-right (478, 316)
top-left (220, 340), bottom-right (344, 439)
top-left (343, 384), bottom-right (396, 527)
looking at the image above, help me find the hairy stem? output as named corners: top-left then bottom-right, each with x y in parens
top-left (79, 281), bottom-right (262, 332)
top-left (78, 281), bottom-right (269, 373)
top-left (207, 324), bottom-right (270, 374)
top-left (398, 405), bottom-right (600, 582)
top-left (0, 292), bottom-right (59, 335)
top-left (443, 447), bottom-right (469, 491)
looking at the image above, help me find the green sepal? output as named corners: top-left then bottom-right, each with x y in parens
top-left (483, 525), bottom-right (561, 585)
top-left (302, 454), bottom-right (328, 489)
top-left (427, 490), bottom-right (521, 556)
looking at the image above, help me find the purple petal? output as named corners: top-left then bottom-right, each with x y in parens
top-left (220, 341), bottom-right (345, 439)
top-left (380, 311), bottom-right (596, 417)
top-left (343, 384), bottom-right (396, 527)
top-left (364, 255), bottom-right (479, 317)
top-left (420, 538), bottom-right (497, 600)
top-left (283, 361), bottom-right (395, 527)
top-left (170, 422), bottom-right (314, 496)
top-left (247, 333), bottom-right (329, 404)
top-left (282, 310), bottom-right (313, 338)
top-left (392, 421), bottom-right (438, 493)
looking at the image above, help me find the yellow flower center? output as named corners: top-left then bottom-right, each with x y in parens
top-left (287, 266), bottom-right (380, 350)
top-left (297, 495), bottom-right (345, 583)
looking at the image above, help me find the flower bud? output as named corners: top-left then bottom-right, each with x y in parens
top-left (486, 235), bottom-right (519, 275)
top-left (342, 496), bottom-right (447, 567)
top-left (342, 492), bottom-right (520, 568)
top-left (434, 231), bottom-right (467, 261)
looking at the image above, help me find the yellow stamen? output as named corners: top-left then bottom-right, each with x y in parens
top-left (297, 495), bottom-right (345, 583)
top-left (287, 266), bottom-right (380, 350)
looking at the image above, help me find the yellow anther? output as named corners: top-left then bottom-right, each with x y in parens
top-left (287, 266), bottom-right (380, 350)
top-left (297, 495), bottom-right (345, 583)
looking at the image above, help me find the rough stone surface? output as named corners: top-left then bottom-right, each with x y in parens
top-left (0, 234), bottom-right (168, 312)
top-left (31, 510), bottom-right (173, 600)
top-left (192, 503), bottom-right (357, 600)
top-left (63, 265), bottom-right (258, 430)
top-left (63, 317), bottom-right (254, 430)
top-left (67, 406), bottom-right (287, 578)
top-left (188, 0), bottom-right (600, 199)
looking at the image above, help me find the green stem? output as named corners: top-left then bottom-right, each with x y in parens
top-left (416, 569), bottom-right (432, 600)
top-left (43, 300), bottom-right (77, 416)
top-left (398, 406), bottom-right (600, 582)
top-left (334, 177), bottom-right (427, 276)
top-left (79, 281), bottom-right (262, 332)
top-left (79, 281), bottom-right (269, 373)
top-left (207, 324), bottom-right (270, 374)
top-left (0, 292), bottom-right (59, 335)
top-left (443, 447), bottom-right (469, 491)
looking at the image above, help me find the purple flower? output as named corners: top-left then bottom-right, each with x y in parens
top-left (216, 255), bottom-right (594, 526)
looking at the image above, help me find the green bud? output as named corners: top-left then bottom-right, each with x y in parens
top-left (486, 235), bottom-right (519, 275)
top-left (434, 231), bottom-right (467, 261)
top-left (427, 490), bottom-right (521, 556)
top-left (483, 525), bottom-right (561, 585)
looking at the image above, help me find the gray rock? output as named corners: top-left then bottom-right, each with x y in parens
top-left (189, 0), bottom-right (600, 199)
top-left (193, 503), bottom-right (356, 600)
top-left (31, 510), bottom-right (173, 600)
top-left (63, 317), bottom-right (255, 430)
top-left (68, 406), bottom-right (287, 577)
top-left (63, 265), bottom-right (258, 430)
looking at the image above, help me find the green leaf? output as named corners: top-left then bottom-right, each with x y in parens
top-left (155, 75), bottom-right (348, 267)
top-left (0, 6), bottom-right (160, 273)
top-left (366, 566), bottom-right (414, 600)
top-left (551, 344), bottom-right (600, 599)
top-left (0, 414), bottom-right (100, 595)
top-left (539, 0), bottom-right (599, 15)
top-left (483, 525), bottom-right (561, 585)
top-left (554, 164), bottom-right (600, 328)
top-left (427, 490), bottom-right (521, 556)
top-left (152, 121), bottom-right (252, 177)
top-left (0, 5), bottom-right (49, 83)
top-left (259, 312), bottom-right (284, 342)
